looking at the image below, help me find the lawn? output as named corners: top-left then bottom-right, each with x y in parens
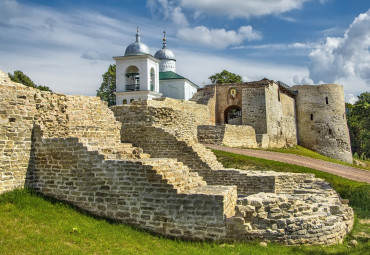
top-left (1, 151), bottom-right (369, 254)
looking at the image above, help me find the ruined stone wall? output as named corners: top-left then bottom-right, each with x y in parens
top-left (27, 126), bottom-right (237, 241)
top-left (292, 84), bottom-right (352, 163)
top-left (0, 72), bottom-right (37, 193)
top-left (197, 125), bottom-right (258, 148)
top-left (0, 71), bottom-right (355, 245)
top-left (111, 99), bottom-right (224, 171)
top-left (265, 83), bottom-right (297, 148)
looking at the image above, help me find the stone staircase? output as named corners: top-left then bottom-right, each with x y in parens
top-left (79, 138), bottom-right (151, 160)
top-left (139, 158), bottom-right (207, 193)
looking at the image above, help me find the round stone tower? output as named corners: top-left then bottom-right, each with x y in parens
top-left (292, 84), bottom-right (352, 163)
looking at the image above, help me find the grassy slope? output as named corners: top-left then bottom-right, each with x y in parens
top-left (263, 145), bottom-right (370, 171)
top-left (0, 189), bottom-right (369, 255)
top-left (1, 151), bottom-right (369, 254)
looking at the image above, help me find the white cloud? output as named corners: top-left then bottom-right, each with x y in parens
top-left (147, 0), bottom-right (188, 26)
top-left (308, 9), bottom-right (370, 95)
top-left (180, 0), bottom-right (310, 18)
top-left (345, 94), bottom-right (358, 104)
top-left (177, 26), bottom-right (262, 49)
top-left (293, 75), bottom-right (314, 85)
top-left (233, 42), bottom-right (317, 50)
top-left (174, 48), bottom-right (308, 86)
top-left (0, 0), bottom-right (166, 96)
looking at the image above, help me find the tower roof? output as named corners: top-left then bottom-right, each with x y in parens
top-left (154, 31), bottom-right (176, 61)
top-left (124, 26), bottom-right (151, 56)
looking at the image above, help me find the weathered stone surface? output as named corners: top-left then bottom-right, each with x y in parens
top-left (0, 70), bottom-right (354, 245)
top-left (197, 124), bottom-right (258, 148)
top-left (292, 84), bottom-right (352, 163)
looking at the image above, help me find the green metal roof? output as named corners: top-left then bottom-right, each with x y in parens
top-left (159, 71), bottom-right (186, 80)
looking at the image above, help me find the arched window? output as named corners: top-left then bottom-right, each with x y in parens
top-left (130, 98), bottom-right (134, 103)
top-left (125, 66), bottom-right (140, 91)
top-left (150, 67), bottom-right (155, 91)
top-left (122, 99), bottom-right (127, 105)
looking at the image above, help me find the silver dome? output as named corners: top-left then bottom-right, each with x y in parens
top-left (124, 28), bottom-right (151, 56)
top-left (154, 48), bottom-right (176, 60)
top-left (125, 42), bottom-right (150, 56)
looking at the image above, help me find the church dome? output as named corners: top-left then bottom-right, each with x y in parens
top-left (154, 48), bottom-right (175, 60)
top-left (154, 31), bottom-right (176, 61)
top-left (124, 27), bottom-right (150, 56)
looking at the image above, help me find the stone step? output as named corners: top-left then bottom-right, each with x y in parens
top-left (139, 158), bottom-right (207, 193)
top-left (79, 138), bottom-right (151, 160)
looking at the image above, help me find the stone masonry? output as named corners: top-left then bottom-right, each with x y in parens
top-left (292, 84), bottom-right (352, 163)
top-left (0, 70), bottom-right (353, 245)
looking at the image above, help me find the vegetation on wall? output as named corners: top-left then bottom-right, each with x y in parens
top-left (8, 70), bottom-right (52, 92)
top-left (97, 64), bottom-right (116, 107)
top-left (208, 70), bottom-right (243, 84)
top-left (346, 92), bottom-right (370, 160)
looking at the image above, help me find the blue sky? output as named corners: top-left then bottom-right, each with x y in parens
top-left (0, 0), bottom-right (369, 103)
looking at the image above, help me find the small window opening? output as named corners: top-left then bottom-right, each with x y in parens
top-left (278, 89), bottom-right (280, 101)
top-left (310, 114), bottom-right (313, 121)
top-left (122, 99), bottom-right (127, 105)
top-left (325, 96), bottom-right (328, 104)
top-left (130, 99), bottom-right (134, 103)
top-left (329, 129), bottom-right (332, 135)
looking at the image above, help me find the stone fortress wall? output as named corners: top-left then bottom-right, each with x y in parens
top-left (292, 84), bottom-right (352, 163)
top-left (192, 80), bottom-right (298, 149)
top-left (0, 71), bottom-right (354, 245)
top-left (192, 80), bottom-right (352, 163)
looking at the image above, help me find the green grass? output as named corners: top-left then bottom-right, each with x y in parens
top-left (1, 151), bottom-right (370, 254)
top-left (213, 149), bottom-right (370, 218)
top-left (260, 145), bottom-right (370, 171)
top-left (0, 188), bottom-right (369, 255)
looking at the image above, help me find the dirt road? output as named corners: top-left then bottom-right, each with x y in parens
top-left (205, 144), bottom-right (370, 183)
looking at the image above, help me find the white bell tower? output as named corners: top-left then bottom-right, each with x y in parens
top-left (114, 27), bottom-right (162, 105)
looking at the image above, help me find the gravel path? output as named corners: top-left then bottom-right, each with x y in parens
top-left (205, 144), bottom-right (370, 184)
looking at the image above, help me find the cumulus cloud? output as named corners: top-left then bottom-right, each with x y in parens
top-left (180, 0), bottom-right (310, 18)
top-left (293, 75), bottom-right (314, 85)
top-left (308, 9), bottom-right (370, 93)
top-left (147, 0), bottom-right (188, 26)
top-left (177, 26), bottom-right (262, 49)
top-left (345, 94), bottom-right (358, 104)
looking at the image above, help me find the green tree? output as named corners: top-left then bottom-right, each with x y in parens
top-left (208, 70), bottom-right (243, 84)
top-left (8, 70), bottom-right (52, 92)
top-left (97, 64), bottom-right (116, 106)
top-left (346, 92), bottom-right (370, 158)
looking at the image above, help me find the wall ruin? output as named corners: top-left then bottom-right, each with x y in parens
top-left (0, 71), bottom-right (354, 245)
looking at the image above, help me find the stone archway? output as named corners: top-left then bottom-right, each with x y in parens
top-left (224, 105), bottom-right (242, 125)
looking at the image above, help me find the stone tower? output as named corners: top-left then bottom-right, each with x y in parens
top-left (292, 84), bottom-right (352, 163)
top-left (114, 27), bottom-right (161, 105)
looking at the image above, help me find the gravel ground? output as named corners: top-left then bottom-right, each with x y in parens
top-left (205, 144), bottom-right (370, 184)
